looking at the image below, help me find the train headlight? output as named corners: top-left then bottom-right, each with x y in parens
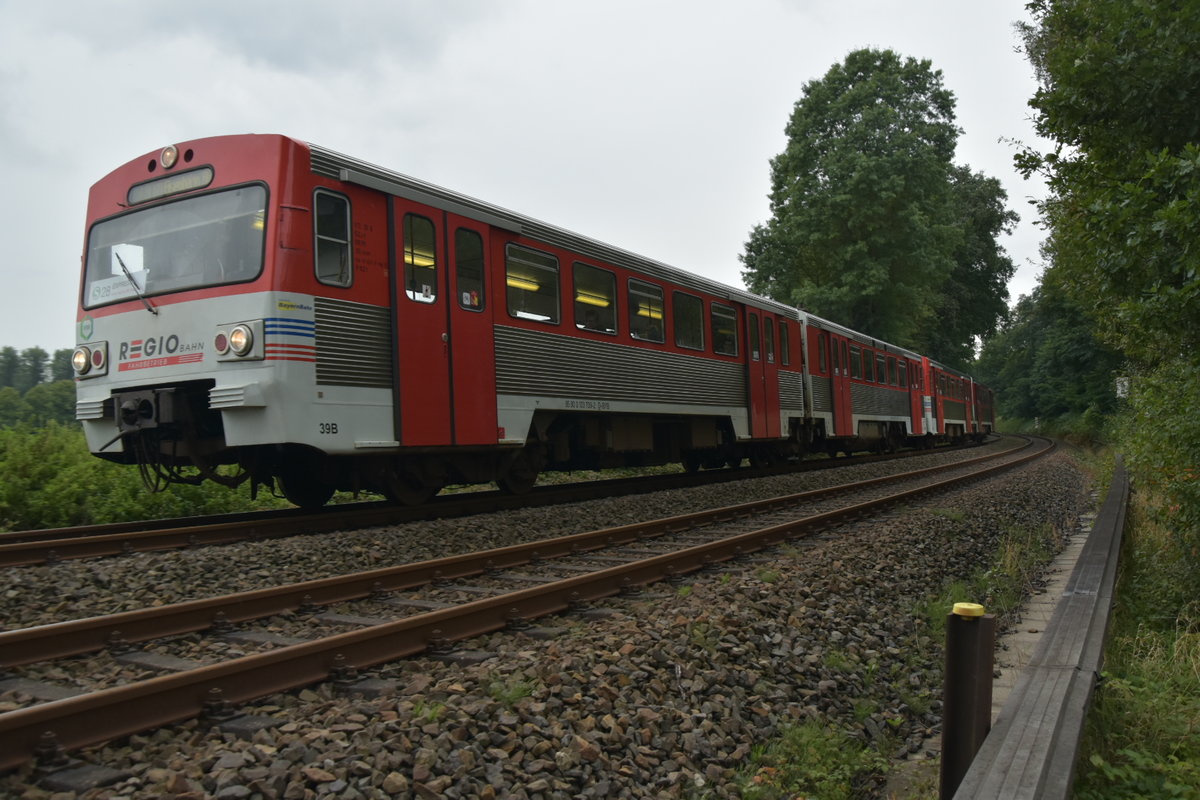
top-left (72, 342), bottom-right (108, 378)
top-left (229, 324), bottom-right (253, 356)
top-left (161, 145), bottom-right (179, 170)
top-left (72, 347), bottom-right (91, 375)
top-left (215, 320), bottom-right (263, 362)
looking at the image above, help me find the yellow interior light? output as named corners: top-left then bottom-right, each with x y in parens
top-left (636, 304), bottom-right (663, 320)
top-left (575, 291), bottom-right (611, 308)
top-left (507, 275), bottom-right (540, 291)
top-left (405, 249), bottom-right (436, 268)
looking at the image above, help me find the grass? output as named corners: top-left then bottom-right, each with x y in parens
top-left (734, 720), bottom-right (890, 800)
top-left (1073, 489), bottom-right (1200, 798)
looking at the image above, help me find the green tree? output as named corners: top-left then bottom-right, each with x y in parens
top-left (50, 349), bottom-right (74, 382)
top-left (976, 283), bottom-right (1122, 424)
top-left (23, 380), bottom-right (77, 427)
top-left (741, 48), bottom-right (961, 346)
top-left (0, 347), bottom-right (18, 389)
top-left (1018, 0), bottom-right (1200, 365)
top-left (0, 386), bottom-right (30, 427)
top-left (16, 347), bottom-right (49, 393)
top-left (914, 166), bottom-right (1018, 370)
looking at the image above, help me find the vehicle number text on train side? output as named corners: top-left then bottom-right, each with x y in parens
top-left (565, 399), bottom-right (611, 411)
top-left (319, 423), bottom-right (339, 435)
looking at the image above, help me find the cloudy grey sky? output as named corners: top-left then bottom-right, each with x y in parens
top-left (0, 0), bottom-right (1048, 354)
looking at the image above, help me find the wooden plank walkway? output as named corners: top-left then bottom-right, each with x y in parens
top-left (953, 458), bottom-right (1129, 799)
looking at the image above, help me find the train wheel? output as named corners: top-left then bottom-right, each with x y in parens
top-left (682, 453), bottom-right (702, 473)
top-left (277, 469), bottom-right (335, 509)
top-left (386, 468), bottom-right (441, 506)
top-left (498, 448), bottom-right (541, 494)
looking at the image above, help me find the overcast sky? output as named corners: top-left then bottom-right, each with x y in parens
top-left (0, 0), bottom-right (1049, 355)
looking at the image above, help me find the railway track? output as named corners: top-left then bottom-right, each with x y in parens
top-left (0, 442), bottom-right (986, 567)
top-left (0, 435), bottom-right (1050, 773)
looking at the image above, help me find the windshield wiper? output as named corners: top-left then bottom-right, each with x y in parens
top-left (114, 251), bottom-right (158, 316)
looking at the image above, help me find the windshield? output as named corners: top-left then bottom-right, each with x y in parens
top-left (83, 185), bottom-right (266, 309)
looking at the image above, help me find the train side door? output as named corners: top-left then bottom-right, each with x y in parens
top-left (829, 333), bottom-right (853, 436)
top-left (445, 214), bottom-right (498, 445)
top-left (907, 358), bottom-right (924, 435)
top-left (745, 311), bottom-right (781, 438)
top-left (761, 313), bottom-right (781, 438)
top-left (389, 199), bottom-right (452, 446)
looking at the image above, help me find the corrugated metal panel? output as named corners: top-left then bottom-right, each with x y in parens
top-left (495, 325), bottom-right (745, 408)
top-left (315, 298), bottom-right (392, 387)
top-left (851, 383), bottom-right (911, 416)
top-left (75, 398), bottom-right (108, 421)
top-left (810, 375), bottom-right (832, 413)
top-left (779, 371), bottom-right (804, 411)
top-left (943, 399), bottom-right (967, 423)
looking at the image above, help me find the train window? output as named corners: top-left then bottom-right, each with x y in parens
top-left (573, 263), bottom-right (617, 334)
top-left (315, 190), bottom-right (352, 287)
top-left (749, 313), bottom-right (761, 361)
top-left (863, 349), bottom-right (873, 382)
top-left (629, 280), bottom-right (665, 343)
top-left (712, 304), bottom-right (739, 356)
top-left (673, 292), bottom-right (704, 350)
top-left (888, 357), bottom-right (897, 386)
top-left (779, 321), bottom-right (791, 366)
top-left (764, 320), bottom-right (775, 363)
top-left (455, 229), bottom-right (485, 310)
top-left (849, 346), bottom-right (862, 379)
top-left (899, 361), bottom-right (908, 388)
top-left (817, 332), bottom-right (827, 373)
top-left (506, 244), bottom-right (560, 324)
top-left (875, 354), bottom-right (886, 384)
top-left (403, 214), bottom-right (438, 303)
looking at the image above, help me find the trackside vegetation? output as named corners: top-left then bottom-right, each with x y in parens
top-left (0, 422), bottom-right (289, 530)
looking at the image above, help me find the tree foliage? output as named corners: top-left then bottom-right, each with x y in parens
top-left (975, 283), bottom-right (1122, 425)
top-left (916, 166), bottom-right (1019, 368)
top-left (741, 47), bottom-right (1016, 362)
top-left (1018, 0), bottom-right (1200, 365)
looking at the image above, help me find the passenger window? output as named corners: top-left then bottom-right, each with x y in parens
top-left (817, 332), bottom-right (827, 372)
top-left (876, 354), bottom-right (887, 384)
top-left (314, 190), bottom-right (352, 287)
top-left (849, 345), bottom-right (862, 379)
top-left (629, 280), bottom-right (665, 343)
top-left (455, 229), bottom-right (485, 310)
top-left (573, 263), bottom-right (617, 334)
top-left (888, 357), bottom-right (898, 386)
top-left (673, 292), bottom-right (704, 350)
top-left (506, 244), bottom-right (560, 324)
top-left (899, 361), bottom-right (908, 388)
top-left (779, 321), bottom-right (791, 366)
top-left (712, 304), bottom-right (739, 356)
top-left (764, 319), bottom-right (775, 363)
top-left (749, 313), bottom-right (761, 361)
top-left (863, 350), bottom-right (874, 382)
top-left (404, 214), bottom-right (437, 303)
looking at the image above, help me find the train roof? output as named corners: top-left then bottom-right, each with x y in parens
top-left (307, 141), bottom-right (799, 320)
top-left (800, 311), bottom-right (924, 361)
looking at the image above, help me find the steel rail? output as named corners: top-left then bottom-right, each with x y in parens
top-left (0, 437), bottom-right (1051, 771)
top-left (0, 442), bottom-right (987, 566)
top-left (0, 438), bottom-right (1032, 667)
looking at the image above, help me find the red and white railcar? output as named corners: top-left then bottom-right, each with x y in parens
top-left (73, 134), bottom-right (995, 507)
top-left (74, 135), bottom-right (813, 506)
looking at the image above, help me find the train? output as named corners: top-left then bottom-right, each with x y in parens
top-left (72, 134), bottom-right (994, 508)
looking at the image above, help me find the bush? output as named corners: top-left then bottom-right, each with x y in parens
top-left (0, 423), bottom-right (287, 530)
